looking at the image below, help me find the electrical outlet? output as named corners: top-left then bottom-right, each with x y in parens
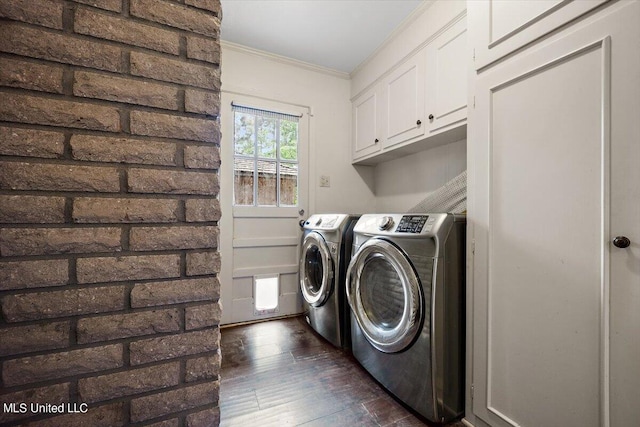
top-left (319, 175), bottom-right (330, 187)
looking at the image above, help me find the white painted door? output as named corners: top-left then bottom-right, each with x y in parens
top-left (220, 92), bottom-right (309, 325)
top-left (425, 15), bottom-right (467, 134)
top-left (470, 2), bottom-right (639, 426)
top-left (469, 0), bottom-right (608, 69)
top-left (383, 52), bottom-right (425, 149)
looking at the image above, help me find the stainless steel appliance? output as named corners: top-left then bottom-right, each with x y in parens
top-left (300, 214), bottom-right (360, 348)
top-left (346, 213), bottom-right (465, 422)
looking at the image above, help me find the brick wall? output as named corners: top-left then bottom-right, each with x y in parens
top-left (0, 1), bottom-right (222, 426)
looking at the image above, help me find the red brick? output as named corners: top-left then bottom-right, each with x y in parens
top-left (130, 382), bottom-right (218, 421)
top-left (74, 7), bottom-right (180, 55)
top-left (185, 88), bottom-right (220, 116)
top-left (26, 402), bottom-right (126, 427)
top-left (1, 286), bottom-right (126, 322)
top-left (130, 51), bottom-right (220, 90)
top-left (184, 145), bottom-right (220, 169)
top-left (0, 161), bottom-right (120, 192)
top-left (2, 344), bottom-right (123, 386)
top-left (130, 330), bottom-right (219, 365)
top-left (186, 251), bottom-right (221, 276)
top-left (146, 420), bottom-right (179, 427)
top-left (0, 195), bottom-right (66, 223)
top-left (0, 93), bottom-right (121, 132)
top-left (185, 0), bottom-right (221, 15)
top-left (0, 227), bottom-right (121, 257)
top-left (185, 351), bottom-right (221, 382)
top-left (186, 407), bottom-right (220, 427)
top-left (0, 0), bottom-right (64, 30)
top-left (130, 277), bottom-right (219, 308)
top-left (70, 134), bottom-right (177, 165)
top-left (76, 254), bottom-right (180, 283)
top-left (0, 259), bottom-right (69, 291)
top-left (0, 321), bottom-right (69, 357)
top-left (129, 225), bottom-right (218, 251)
top-left (77, 309), bottom-right (181, 343)
top-left (74, 71), bottom-right (179, 110)
top-left (186, 36), bottom-right (220, 64)
top-left (0, 126), bottom-right (65, 158)
top-left (0, 57), bottom-right (63, 94)
top-left (0, 384), bottom-right (69, 424)
top-left (130, 0), bottom-right (219, 37)
top-left (0, 22), bottom-right (122, 72)
top-left (185, 199), bottom-right (221, 222)
top-left (78, 362), bottom-right (180, 403)
top-left (186, 302), bottom-right (221, 330)
top-left (73, 197), bottom-right (180, 223)
top-left (73, 0), bottom-right (122, 12)
top-left (128, 168), bottom-right (219, 195)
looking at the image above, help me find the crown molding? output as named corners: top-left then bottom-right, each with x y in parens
top-left (220, 40), bottom-right (351, 80)
top-left (350, 0), bottom-right (436, 78)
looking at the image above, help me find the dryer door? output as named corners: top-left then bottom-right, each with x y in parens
top-left (347, 238), bottom-right (423, 353)
top-left (300, 232), bottom-right (334, 307)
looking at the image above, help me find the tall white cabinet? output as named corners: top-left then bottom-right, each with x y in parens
top-left (467, 1), bottom-right (640, 426)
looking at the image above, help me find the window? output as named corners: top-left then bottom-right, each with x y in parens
top-left (232, 104), bottom-right (300, 207)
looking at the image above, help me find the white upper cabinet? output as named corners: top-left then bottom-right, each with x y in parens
top-left (469, 0), bottom-right (608, 69)
top-left (425, 16), bottom-right (467, 135)
top-left (351, 12), bottom-right (468, 165)
top-left (383, 51), bottom-right (426, 149)
top-left (352, 84), bottom-right (383, 160)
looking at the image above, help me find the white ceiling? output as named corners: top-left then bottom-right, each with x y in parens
top-left (220, 0), bottom-right (425, 74)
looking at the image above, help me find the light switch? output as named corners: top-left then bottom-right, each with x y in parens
top-left (319, 175), bottom-right (330, 187)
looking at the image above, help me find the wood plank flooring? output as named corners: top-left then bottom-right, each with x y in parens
top-left (219, 316), bottom-right (466, 427)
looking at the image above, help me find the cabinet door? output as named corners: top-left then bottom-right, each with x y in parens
top-left (469, 0), bottom-right (608, 70)
top-left (352, 85), bottom-right (382, 160)
top-left (425, 16), bottom-right (467, 135)
top-left (470, 2), bottom-right (640, 426)
top-left (383, 52), bottom-right (425, 149)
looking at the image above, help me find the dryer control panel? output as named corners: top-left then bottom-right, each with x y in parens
top-left (396, 215), bottom-right (429, 233)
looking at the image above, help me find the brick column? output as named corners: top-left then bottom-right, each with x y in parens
top-left (0, 1), bottom-right (222, 426)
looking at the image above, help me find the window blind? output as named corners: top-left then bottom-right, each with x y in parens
top-left (231, 102), bottom-right (302, 122)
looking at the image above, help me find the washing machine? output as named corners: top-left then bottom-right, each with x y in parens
top-left (300, 214), bottom-right (360, 348)
top-left (346, 213), bottom-right (465, 423)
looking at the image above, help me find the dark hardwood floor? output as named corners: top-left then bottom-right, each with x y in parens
top-left (219, 316), bottom-right (466, 427)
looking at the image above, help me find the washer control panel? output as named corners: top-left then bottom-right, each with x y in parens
top-left (396, 215), bottom-right (429, 233)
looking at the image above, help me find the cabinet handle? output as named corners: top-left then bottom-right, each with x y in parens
top-left (374, 138), bottom-right (379, 143)
top-left (613, 236), bottom-right (631, 248)
top-left (416, 120), bottom-right (422, 126)
top-left (428, 114), bottom-right (434, 120)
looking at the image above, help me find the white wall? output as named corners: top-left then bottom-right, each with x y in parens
top-left (221, 43), bottom-right (376, 215)
top-left (373, 139), bottom-right (466, 212)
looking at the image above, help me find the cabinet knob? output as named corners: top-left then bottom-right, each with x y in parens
top-left (613, 236), bottom-right (631, 248)
top-left (374, 138), bottom-right (379, 143)
top-left (428, 114), bottom-right (434, 121)
top-left (416, 120), bottom-right (422, 126)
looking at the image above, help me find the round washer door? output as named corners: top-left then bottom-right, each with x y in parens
top-left (300, 232), bottom-right (334, 307)
top-left (346, 238), bottom-right (423, 353)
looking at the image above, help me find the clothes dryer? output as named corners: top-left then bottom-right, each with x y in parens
top-left (300, 214), bottom-right (360, 348)
top-left (346, 213), bottom-right (465, 423)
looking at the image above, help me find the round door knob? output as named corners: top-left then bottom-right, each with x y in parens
top-left (428, 114), bottom-right (434, 120)
top-left (613, 236), bottom-right (631, 248)
top-left (416, 119), bottom-right (422, 125)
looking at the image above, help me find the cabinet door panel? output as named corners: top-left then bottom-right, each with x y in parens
top-left (470, 0), bottom-right (608, 69)
top-left (426, 16), bottom-right (467, 134)
top-left (352, 87), bottom-right (382, 160)
top-left (471, 2), bottom-right (640, 426)
top-left (383, 53), bottom-right (425, 149)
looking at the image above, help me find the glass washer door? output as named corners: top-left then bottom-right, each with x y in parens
top-left (300, 231), bottom-right (334, 307)
top-left (346, 238), bottom-right (423, 353)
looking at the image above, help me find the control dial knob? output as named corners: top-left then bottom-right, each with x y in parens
top-left (378, 216), bottom-right (394, 231)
